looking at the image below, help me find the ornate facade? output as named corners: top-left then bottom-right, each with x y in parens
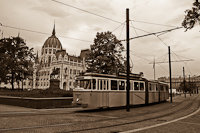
top-left (33, 25), bottom-right (89, 90)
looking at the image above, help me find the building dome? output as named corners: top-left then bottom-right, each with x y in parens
top-left (43, 35), bottom-right (62, 49)
top-left (42, 24), bottom-right (62, 49)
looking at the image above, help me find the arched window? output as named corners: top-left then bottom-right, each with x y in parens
top-left (53, 49), bottom-right (56, 54)
top-left (48, 56), bottom-right (51, 63)
top-left (65, 67), bottom-right (68, 73)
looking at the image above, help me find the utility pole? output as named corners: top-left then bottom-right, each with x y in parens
top-left (126, 8), bottom-right (130, 112)
top-left (189, 75), bottom-right (191, 96)
top-left (183, 67), bottom-right (186, 98)
top-left (153, 56), bottom-right (156, 80)
top-left (168, 46), bottom-right (172, 102)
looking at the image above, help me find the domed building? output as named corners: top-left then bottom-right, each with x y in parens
top-left (32, 24), bottom-right (89, 90)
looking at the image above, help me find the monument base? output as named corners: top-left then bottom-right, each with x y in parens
top-left (48, 79), bottom-right (60, 90)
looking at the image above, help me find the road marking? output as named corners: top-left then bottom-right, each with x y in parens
top-left (0, 123), bottom-right (72, 131)
top-left (89, 114), bottom-right (118, 119)
top-left (177, 121), bottom-right (200, 126)
top-left (38, 107), bottom-right (83, 111)
top-left (120, 106), bottom-right (200, 133)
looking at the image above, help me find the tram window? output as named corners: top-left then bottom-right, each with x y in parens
top-left (140, 82), bottom-right (144, 91)
top-left (149, 84), bottom-right (152, 91)
top-left (160, 85), bottom-right (164, 91)
top-left (92, 79), bottom-right (96, 90)
top-left (107, 80), bottom-right (109, 90)
top-left (152, 84), bottom-right (156, 91)
top-left (103, 80), bottom-right (106, 90)
top-left (165, 86), bottom-right (168, 91)
top-left (74, 80), bottom-right (79, 87)
top-left (111, 80), bottom-right (117, 90)
top-left (119, 81), bottom-right (125, 90)
top-left (99, 80), bottom-right (102, 90)
top-left (134, 82), bottom-right (139, 90)
top-left (80, 80), bottom-right (91, 89)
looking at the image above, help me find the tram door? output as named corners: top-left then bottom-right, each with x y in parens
top-left (98, 80), bottom-right (109, 107)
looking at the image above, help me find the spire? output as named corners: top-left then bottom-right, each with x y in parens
top-left (52, 22), bottom-right (55, 36)
top-left (36, 51), bottom-right (38, 59)
top-left (35, 51), bottom-right (39, 64)
top-left (18, 30), bottom-right (20, 37)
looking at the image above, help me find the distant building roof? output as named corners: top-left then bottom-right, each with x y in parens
top-left (68, 55), bottom-right (82, 62)
top-left (55, 50), bottom-right (67, 59)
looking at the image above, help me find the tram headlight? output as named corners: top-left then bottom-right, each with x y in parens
top-left (76, 98), bottom-right (79, 102)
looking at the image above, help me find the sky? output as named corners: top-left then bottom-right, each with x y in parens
top-left (0, 0), bottom-right (199, 80)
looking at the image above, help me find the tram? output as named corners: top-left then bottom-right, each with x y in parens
top-left (72, 72), bottom-right (169, 108)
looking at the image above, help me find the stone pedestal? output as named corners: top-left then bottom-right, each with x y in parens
top-left (48, 79), bottom-right (60, 90)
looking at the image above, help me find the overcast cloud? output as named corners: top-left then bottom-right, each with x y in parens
top-left (0, 0), bottom-right (199, 79)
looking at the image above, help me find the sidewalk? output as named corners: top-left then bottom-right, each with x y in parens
top-left (0, 93), bottom-right (195, 113)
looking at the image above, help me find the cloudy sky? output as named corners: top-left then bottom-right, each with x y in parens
top-left (0, 0), bottom-right (199, 80)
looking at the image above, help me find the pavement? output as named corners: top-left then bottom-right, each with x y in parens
top-left (0, 93), bottom-right (199, 133)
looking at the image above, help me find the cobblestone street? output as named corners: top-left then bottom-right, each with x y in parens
top-left (0, 94), bottom-right (199, 133)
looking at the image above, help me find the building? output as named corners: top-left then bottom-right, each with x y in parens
top-left (32, 25), bottom-right (89, 90)
top-left (158, 75), bottom-right (200, 93)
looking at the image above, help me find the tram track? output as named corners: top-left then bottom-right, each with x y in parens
top-left (0, 95), bottom-right (192, 119)
top-left (58, 94), bottom-right (200, 133)
top-left (0, 95), bottom-right (199, 132)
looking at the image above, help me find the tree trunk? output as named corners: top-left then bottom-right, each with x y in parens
top-left (21, 80), bottom-right (23, 91)
top-left (17, 81), bottom-right (19, 90)
top-left (11, 71), bottom-right (14, 90)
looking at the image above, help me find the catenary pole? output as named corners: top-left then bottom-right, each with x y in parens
top-left (168, 46), bottom-right (172, 102)
top-left (183, 67), bottom-right (186, 98)
top-left (126, 8), bottom-right (130, 112)
top-left (154, 56), bottom-right (156, 80)
top-left (189, 75), bottom-right (191, 96)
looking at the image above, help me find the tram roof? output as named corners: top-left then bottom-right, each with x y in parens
top-left (148, 79), bottom-right (168, 85)
top-left (76, 72), bottom-right (146, 80)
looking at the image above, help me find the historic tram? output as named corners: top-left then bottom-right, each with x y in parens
top-left (72, 72), bottom-right (169, 108)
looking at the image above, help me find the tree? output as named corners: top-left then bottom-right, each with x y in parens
top-left (86, 31), bottom-right (126, 74)
top-left (0, 37), bottom-right (35, 90)
top-left (182, 0), bottom-right (200, 31)
top-left (179, 81), bottom-right (192, 93)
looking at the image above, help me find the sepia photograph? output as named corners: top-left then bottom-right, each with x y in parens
top-left (0, 0), bottom-right (200, 132)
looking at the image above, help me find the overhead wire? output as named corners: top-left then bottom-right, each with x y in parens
top-left (3, 1), bottom-right (192, 76)
top-left (119, 23), bottom-right (125, 39)
top-left (157, 64), bottom-right (169, 73)
top-left (171, 53), bottom-right (178, 62)
top-left (53, 0), bottom-right (180, 31)
top-left (52, 0), bottom-right (179, 38)
top-left (155, 54), bottom-right (168, 62)
top-left (1, 24), bottom-right (92, 43)
top-left (112, 21), bottom-right (126, 32)
top-left (131, 20), bottom-right (178, 28)
top-left (162, 54), bottom-right (168, 63)
top-left (172, 54), bottom-right (193, 60)
top-left (130, 56), bottom-right (134, 72)
top-left (156, 35), bottom-right (193, 75)
top-left (130, 20), bottom-right (138, 37)
top-left (130, 51), bottom-right (151, 62)
top-left (156, 36), bottom-right (168, 47)
top-left (52, 0), bottom-right (122, 24)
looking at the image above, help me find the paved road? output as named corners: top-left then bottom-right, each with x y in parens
top-left (0, 94), bottom-right (199, 133)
